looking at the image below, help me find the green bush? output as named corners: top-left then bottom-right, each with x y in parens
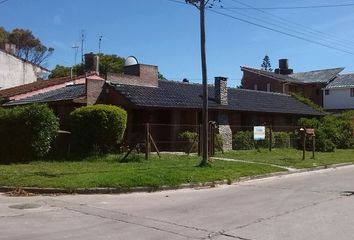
top-left (70, 104), bottom-right (127, 153)
top-left (216, 133), bottom-right (223, 151)
top-left (0, 104), bottom-right (59, 162)
top-left (233, 131), bottom-right (254, 150)
top-left (297, 114), bottom-right (354, 152)
top-left (179, 131), bottom-right (198, 153)
top-left (273, 132), bottom-right (290, 148)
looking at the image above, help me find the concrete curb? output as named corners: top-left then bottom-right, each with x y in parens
top-left (1, 162), bottom-right (353, 195)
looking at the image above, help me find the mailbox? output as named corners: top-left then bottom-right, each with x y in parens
top-left (305, 128), bottom-right (315, 136)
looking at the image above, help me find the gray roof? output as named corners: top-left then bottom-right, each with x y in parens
top-left (289, 68), bottom-right (344, 84)
top-left (325, 74), bottom-right (354, 89)
top-left (111, 80), bottom-right (324, 116)
top-left (3, 84), bottom-right (85, 106)
top-left (242, 66), bottom-right (344, 84)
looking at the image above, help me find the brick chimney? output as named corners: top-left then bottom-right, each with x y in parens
top-left (123, 63), bottom-right (158, 87)
top-left (275, 59), bottom-right (293, 75)
top-left (215, 76), bottom-right (228, 105)
top-left (86, 76), bottom-right (105, 105)
top-left (84, 52), bottom-right (99, 75)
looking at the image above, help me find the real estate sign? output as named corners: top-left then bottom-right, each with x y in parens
top-left (254, 126), bottom-right (266, 141)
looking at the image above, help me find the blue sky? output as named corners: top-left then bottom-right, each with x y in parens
top-left (1, 0), bottom-right (354, 86)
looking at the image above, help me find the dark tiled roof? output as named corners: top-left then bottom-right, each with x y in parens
top-left (0, 74), bottom-right (91, 99)
top-left (111, 80), bottom-right (323, 116)
top-left (325, 74), bottom-right (354, 89)
top-left (3, 84), bottom-right (86, 106)
top-left (241, 66), bottom-right (295, 82)
top-left (289, 68), bottom-right (344, 84)
top-left (241, 66), bottom-right (344, 84)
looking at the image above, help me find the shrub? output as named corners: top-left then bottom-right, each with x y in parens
top-left (216, 133), bottom-right (223, 151)
top-left (273, 132), bottom-right (290, 148)
top-left (179, 131), bottom-right (198, 152)
top-left (315, 129), bottom-right (336, 152)
top-left (233, 131), bottom-right (254, 150)
top-left (290, 92), bottom-right (325, 113)
top-left (0, 104), bottom-right (59, 162)
top-left (70, 104), bottom-right (127, 153)
top-left (297, 115), bottom-right (351, 152)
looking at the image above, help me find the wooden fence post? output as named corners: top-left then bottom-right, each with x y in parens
top-left (145, 123), bottom-right (150, 160)
top-left (198, 124), bottom-right (202, 156)
top-left (302, 134), bottom-right (306, 160)
top-left (312, 136), bottom-right (315, 159)
top-left (269, 125), bottom-right (272, 152)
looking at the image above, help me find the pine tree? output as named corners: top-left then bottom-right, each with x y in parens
top-left (261, 54), bottom-right (272, 72)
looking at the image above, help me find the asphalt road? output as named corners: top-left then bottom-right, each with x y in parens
top-left (1, 165), bottom-right (354, 240)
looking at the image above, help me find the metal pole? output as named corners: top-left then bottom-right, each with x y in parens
top-left (98, 37), bottom-right (101, 54)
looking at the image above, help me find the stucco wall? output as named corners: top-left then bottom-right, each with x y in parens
top-left (0, 51), bottom-right (48, 89)
top-left (323, 88), bottom-right (354, 110)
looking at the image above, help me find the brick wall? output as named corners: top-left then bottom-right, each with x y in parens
top-left (241, 71), bottom-right (284, 93)
top-left (108, 64), bottom-right (158, 87)
top-left (241, 71), bottom-right (324, 106)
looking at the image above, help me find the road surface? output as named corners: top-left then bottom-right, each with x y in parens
top-left (1, 165), bottom-right (354, 240)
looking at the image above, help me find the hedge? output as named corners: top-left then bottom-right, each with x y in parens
top-left (298, 112), bottom-right (354, 152)
top-left (0, 104), bottom-right (59, 162)
top-left (70, 104), bottom-right (127, 153)
top-left (233, 131), bottom-right (254, 150)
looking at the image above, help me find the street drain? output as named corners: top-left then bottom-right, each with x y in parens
top-left (9, 203), bottom-right (41, 210)
top-left (340, 191), bottom-right (354, 196)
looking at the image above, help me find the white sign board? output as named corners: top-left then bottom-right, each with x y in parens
top-left (254, 126), bottom-right (266, 141)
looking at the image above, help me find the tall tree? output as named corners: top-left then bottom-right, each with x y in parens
top-left (98, 54), bottom-right (125, 76)
top-left (186, 0), bottom-right (222, 166)
top-left (8, 28), bottom-right (54, 66)
top-left (261, 54), bottom-right (272, 71)
top-left (0, 27), bottom-right (8, 44)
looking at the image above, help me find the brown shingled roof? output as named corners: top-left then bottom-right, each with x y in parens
top-left (0, 74), bottom-right (93, 100)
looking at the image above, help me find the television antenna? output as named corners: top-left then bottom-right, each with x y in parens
top-left (80, 30), bottom-right (86, 63)
top-left (72, 44), bottom-right (79, 65)
top-left (98, 36), bottom-right (103, 54)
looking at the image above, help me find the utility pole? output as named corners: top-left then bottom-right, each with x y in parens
top-left (186, 0), bottom-right (209, 166)
top-left (98, 36), bottom-right (103, 54)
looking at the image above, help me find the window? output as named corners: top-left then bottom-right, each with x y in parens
top-left (267, 83), bottom-right (271, 92)
top-left (325, 89), bottom-right (330, 95)
top-left (351, 88), bottom-right (354, 97)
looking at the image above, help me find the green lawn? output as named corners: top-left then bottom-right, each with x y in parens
top-left (0, 154), bottom-right (284, 189)
top-left (216, 148), bottom-right (354, 169)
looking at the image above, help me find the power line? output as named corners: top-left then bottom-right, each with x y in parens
top-left (167, 0), bottom-right (354, 55)
top-left (227, 0), bottom-right (354, 47)
top-left (208, 9), bottom-right (354, 56)
top-left (221, 3), bottom-right (354, 10)
top-left (220, 4), bottom-right (354, 53)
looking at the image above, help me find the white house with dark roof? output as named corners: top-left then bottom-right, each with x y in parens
top-left (0, 46), bottom-right (49, 90)
top-left (323, 73), bottom-right (354, 111)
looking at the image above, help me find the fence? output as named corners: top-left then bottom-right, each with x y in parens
top-left (120, 123), bottom-right (315, 160)
top-left (51, 123), bottom-right (316, 160)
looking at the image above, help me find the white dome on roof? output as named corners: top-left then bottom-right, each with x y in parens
top-left (124, 56), bottom-right (139, 66)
